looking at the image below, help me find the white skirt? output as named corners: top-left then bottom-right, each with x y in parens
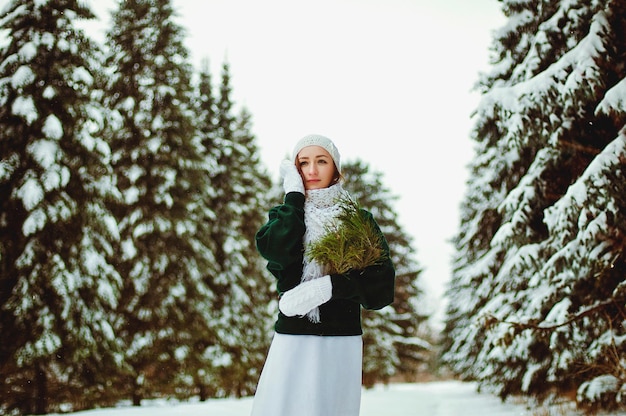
top-left (250, 333), bottom-right (363, 416)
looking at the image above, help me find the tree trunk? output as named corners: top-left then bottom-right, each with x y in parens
top-left (34, 363), bottom-right (47, 415)
top-left (198, 383), bottom-right (208, 402)
top-left (132, 390), bottom-right (142, 407)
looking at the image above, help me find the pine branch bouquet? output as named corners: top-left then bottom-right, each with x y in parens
top-left (306, 197), bottom-right (387, 275)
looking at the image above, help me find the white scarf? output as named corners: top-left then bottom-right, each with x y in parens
top-left (302, 183), bottom-right (350, 323)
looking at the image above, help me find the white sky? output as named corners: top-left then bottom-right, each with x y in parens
top-left (82, 0), bottom-right (506, 326)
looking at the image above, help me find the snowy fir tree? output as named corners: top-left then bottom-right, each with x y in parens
top-left (100, 0), bottom-right (223, 404)
top-left (172, 61), bottom-right (226, 401)
top-left (0, 1), bottom-right (122, 414)
top-left (192, 62), bottom-right (274, 398)
top-left (342, 160), bottom-right (433, 387)
top-left (220, 107), bottom-right (275, 397)
top-left (441, 0), bottom-right (626, 412)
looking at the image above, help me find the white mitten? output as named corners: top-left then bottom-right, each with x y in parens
top-left (279, 275), bottom-right (333, 317)
top-left (280, 160), bottom-right (305, 194)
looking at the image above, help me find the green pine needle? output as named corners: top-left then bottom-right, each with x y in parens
top-left (306, 197), bottom-right (387, 275)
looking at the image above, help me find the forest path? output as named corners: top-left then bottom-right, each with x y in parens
top-left (362, 381), bottom-right (538, 416)
top-left (48, 380), bottom-right (624, 416)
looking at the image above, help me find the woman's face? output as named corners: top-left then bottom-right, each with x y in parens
top-left (296, 145), bottom-right (337, 190)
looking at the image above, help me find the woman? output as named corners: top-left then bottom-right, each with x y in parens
top-left (251, 134), bottom-right (395, 416)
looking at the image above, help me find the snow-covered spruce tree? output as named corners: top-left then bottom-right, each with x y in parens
top-left (342, 160), bottom-right (432, 387)
top-left (186, 62), bottom-right (274, 399)
top-left (0, 1), bottom-right (122, 414)
top-left (101, 0), bottom-right (219, 403)
top-left (195, 61), bottom-right (274, 398)
top-left (442, 0), bottom-right (626, 411)
top-left (166, 61), bottom-right (224, 401)
top-left (219, 108), bottom-right (275, 398)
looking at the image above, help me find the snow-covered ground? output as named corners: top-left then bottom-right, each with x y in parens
top-left (44, 380), bottom-right (626, 416)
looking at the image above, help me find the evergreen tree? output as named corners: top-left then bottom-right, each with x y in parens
top-left (0, 1), bottom-right (121, 414)
top-left (442, 0), bottom-right (626, 411)
top-left (342, 160), bottom-right (432, 387)
top-left (224, 107), bottom-right (275, 397)
top-left (196, 61), bottom-right (274, 397)
top-left (173, 60), bottom-right (224, 401)
top-left (101, 0), bottom-right (217, 403)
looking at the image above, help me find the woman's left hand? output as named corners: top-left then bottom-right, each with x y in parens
top-left (278, 275), bottom-right (332, 316)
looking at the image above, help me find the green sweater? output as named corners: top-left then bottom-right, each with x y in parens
top-left (255, 192), bottom-right (396, 336)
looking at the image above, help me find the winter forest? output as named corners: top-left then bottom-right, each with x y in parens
top-left (0, 0), bottom-right (624, 415)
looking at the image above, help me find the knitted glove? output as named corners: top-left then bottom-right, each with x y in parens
top-left (279, 275), bottom-right (333, 317)
top-left (280, 160), bottom-right (305, 194)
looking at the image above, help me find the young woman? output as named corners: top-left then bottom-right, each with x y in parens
top-left (251, 134), bottom-right (395, 416)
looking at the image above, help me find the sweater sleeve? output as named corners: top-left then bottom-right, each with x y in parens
top-left (255, 192), bottom-right (306, 273)
top-left (330, 211), bottom-right (395, 310)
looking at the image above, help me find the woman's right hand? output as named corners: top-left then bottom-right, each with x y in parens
top-left (280, 160), bottom-right (305, 194)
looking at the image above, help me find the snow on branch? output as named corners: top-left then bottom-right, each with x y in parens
top-left (544, 131), bottom-right (626, 232)
top-left (476, 9), bottom-right (611, 149)
top-left (480, 291), bottom-right (623, 334)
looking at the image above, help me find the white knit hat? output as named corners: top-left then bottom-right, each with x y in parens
top-left (292, 134), bottom-right (341, 172)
